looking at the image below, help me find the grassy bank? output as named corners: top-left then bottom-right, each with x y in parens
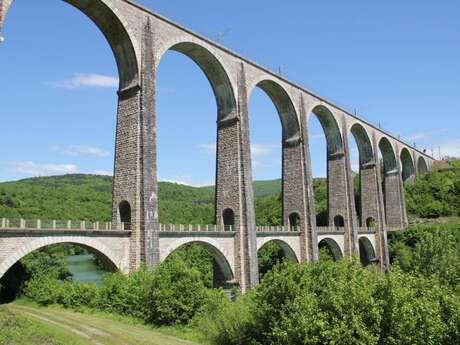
top-left (2, 300), bottom-right (202, 345)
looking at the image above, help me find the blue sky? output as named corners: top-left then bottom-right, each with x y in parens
top-left (0, 1), bottom-right (459, 184)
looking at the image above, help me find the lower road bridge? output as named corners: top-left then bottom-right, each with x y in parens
top-left (0, 219), bottom-right (380, 289)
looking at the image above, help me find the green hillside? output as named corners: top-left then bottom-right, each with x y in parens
top-left (1, 158), bottom-right (457, 225)
top-left (0, 174), bottom-right (290, 225)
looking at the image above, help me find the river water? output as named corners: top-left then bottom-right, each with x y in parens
top-left (67, 254), bottom-right (105, 285)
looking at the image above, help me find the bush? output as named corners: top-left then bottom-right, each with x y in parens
top-left (147, 256), bottom-right (210, 325)
top-left (200, 259), bottom-right (460, 345)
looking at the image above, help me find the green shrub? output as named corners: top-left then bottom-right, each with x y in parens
top-left (146, 256), bottom-right (210, 325)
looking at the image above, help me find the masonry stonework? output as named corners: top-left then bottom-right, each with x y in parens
top-left (0, 0), bottom-right (435, 287)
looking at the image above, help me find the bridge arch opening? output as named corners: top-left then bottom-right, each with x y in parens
top-left (366, 217), bottom-right (377, 229)
top-left (0, 241), bottom-right (118, 303)
top-left (156, 41), bottom-right (237, 224)
top-left (417, 157), bottom-right (428, 176)
top-left (400, 148), bottom-right (416, 184)
top-left (163, 241), bottom-right (234, 289)
top-left (222, 208), bottom-right (235, 230)
top-left (0, 1), bottom-right (132, 223)
top-left (0, 0), bottom-right (138, 89)
top-left (318, 238), bottom-right (343, 261)
top-left (378, 137), bottom-right (399, 226)
top-left (333, 215), bottom-right (345, 228)
top-left (358, 237), bottom-right (377, 267)
top-left (289, 212), bottom-right (301, 229)
top-left (307, 105), bottom-right (343, 226)
top-left (349, 124), bottom-right (375, 226)
top-left (257, 239), bottom-right (298, 279)
top-left (248, 80), bottom-right (300, 227)
top-left (118, 200), bottom-right (131, 230)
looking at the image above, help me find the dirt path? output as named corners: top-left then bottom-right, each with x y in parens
top-left (8, 303), bottom-right (201, 345)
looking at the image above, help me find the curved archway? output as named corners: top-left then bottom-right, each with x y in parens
top-left (378, 137), bottom-right (398, 174)
top-left (349, 123), bottom-right (375, 226)
top-left (318, 238), bottom-right (343, 261)
top-left (400, 148), bottom-right (416, 184)
top-left (358, 237), bottom-right (376, 266)
top-left (417, 157), bottom-right (428, 176)
top-left (247, 78), bottom-right (300, 228)
top-left (308, 105), bottom-right (344, 226)
top-left (350, 124), bottom-right (374, 165)
top-left (257, 239), bottom-right (298, 279)
top-left (310, 105), bottom-right (343, 155)
top-left (251, 79), bottom-right (300, 142)
top-left (156, 40), bottom-right (237, 226)
top-left (366, 217), bottom-right (377, 228)
top-left (158, 41), bottom-right (236, 121)
top-left (1, 0), bottom-right (139, 89)
top-left (378, 137), bottom-right (404, 227)
top-left (222, 208), bottom-right (235, 231)
top-left (163, 240), bottom-right (234, 288)
top-left (0, 237), bottom-right (122, 281)
top-left (118, 200), bottom-right (131, 230)
top-left (334, 215), bottom-right (345, 228)
top-left (289, 212), bottom-right (301, 229)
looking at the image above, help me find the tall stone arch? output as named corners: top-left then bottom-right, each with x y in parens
top-left (0, 0), bottom-right (139, 89)
top-left (0, 0), bottom-right (143, 271)
top-left (308, 105), bottom-right (357, 257)
top-left (400, 148), bottom-right (416, 184)
top-left (247, 79), bottom-right (315, 263)
top-left (154, 38), bottom-right (257, 291)
top-left (378, 137), bottom-right (406, 228)
top-left (0, 237), bottom-right (124, 280)
top-left (417, 156), bottom-right (429, 176)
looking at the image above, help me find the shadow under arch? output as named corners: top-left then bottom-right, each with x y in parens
top-left (0, 238), bottom-right (120, 281)
top-left (157, 41), bottom-right (237, 121)
top-left (258, 239), bottom-right (299, 263)
top-left (309, 105), bottom-right (343, 155)
top-left (250, 79), bottom-right (301, 141)
top-left (350, 123), bottom-right (374, 165)
top-left (318, 238), bottom-right (343, 261)
top-left (417, 156), bottom-right (428, 175)
top-left (257, 239), bottom-right (299, 279)
top-left (378, 137), bottom-right (398, 174)
top-left (0, 0), bottom-right (139, 90)
top-left (350, 123), bottom-right (375, 225)
top-left (163, 241), bottom-right (234, 288)
top-left (0, 241), bottom-right (118, 303)
top-left (400, 148), bottom-right (415, 183)
top-left (358, 237), bottom-right (377, 266)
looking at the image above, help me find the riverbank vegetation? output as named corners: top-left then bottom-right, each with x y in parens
top-left (0, 160), bottom-right (459, 344)
top-left (0, 222), bottom-right (456, 345)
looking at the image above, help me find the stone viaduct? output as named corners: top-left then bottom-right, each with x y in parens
top-left (0, 0), bottom-right (434, 291)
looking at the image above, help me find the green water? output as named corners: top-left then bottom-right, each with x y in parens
top-left (67, 254), bottom-right (105, 285)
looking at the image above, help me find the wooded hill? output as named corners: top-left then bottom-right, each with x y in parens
top-left (0, 157), bottom-right (458, 224)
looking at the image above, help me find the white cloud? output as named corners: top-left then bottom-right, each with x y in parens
top-left (52, 145), bottom-right (111, 158)
top-left (9, 161), bottom-right (77, 176)
top-left (48, 73), bottom-right (118, 89)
